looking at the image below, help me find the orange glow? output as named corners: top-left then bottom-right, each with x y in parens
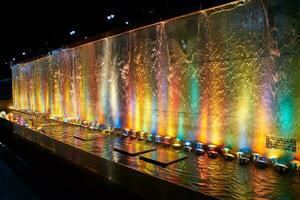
top-left (211, 115), bottom-right (222, 145)
top-left (253, 104), bottom-right (268, 154)
top-left (199, 104), bottom-right (208, 143)
top-left (11, 0), bottom-right (299, 159)
top-left (167, 82), bottom-right (179, 137)
top-left (143, 97), bottom-right (152, 131)
top-left (266, 149), bottom-right (283, 159)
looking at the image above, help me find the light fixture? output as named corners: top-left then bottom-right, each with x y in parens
top-left (172, 139), bottom-right (182, 150)
top-left (184, 140), bottom-right (193, 152)
top-left (224, 153), bottom-right (235, 161)
top-left (107, 14), bottom-right (115, 20)
top-left (208, 144), bottom-right (218, 158)
top-left (155, 135), bottom-right (162, 143)
top-left (195, 142), bottom-right (205, 155)
top-left (162, 136), bottom-right (173, 146)
top-left (69, 30), bottom-right (76, 36)
top-left (122, 128), bottom-right (130, 137)
top-left (130, 129), bottom-right (137, 139)
top-left (238, 157), bottom-right (250, 165)
top-left (147, 133), bottom-right (153, 142)
top-left (22, 52), bottom-right (26, 56)
top-left (274, 163), bottom-right (288, 173)
top-left (137, 131), bottom-right (146, 140)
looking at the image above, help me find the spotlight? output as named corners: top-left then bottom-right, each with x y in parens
top-left (221, 147), bottom-right (235, 161)
top-left (122, 128), bottom-right (130, 137)
top-left (147, 133), bottom-right (153, 142)
top-left (222, 147), bottom-right (230, 155)
top-left (112, 128), bottom-right (122, 136)
top-left (236, 151), bottom-right (244, 158)
top-left (162, 136), bottom-right (174, 146)
top-left (89, 122), bottom-right (97, 130)
top-left (155, 135), bottom-right (162, 143)
top-left (104, 126), bottom-right (114, 134)
top-left (195, 142), bottom-right (205, 155)
top-left (22, 52), bottom-right (26, 56)
top-left (130, 130), bottom-right (137, 139)
top-left (238, 157), bottom-right (250, 165)
top-left (125, 21), bottom-right (129, 25)
top-left (97, 124), bottom-right (107, 131)
top-left (183, 140), bottom-right (193, 152)
top-left (208, 144), bottom-right (218, 158)
top-left (274, 163), bottom-right (288, 173)
top-left (252, 153), bottom-right (261, 161)
top-left (172, 139), bottom-right (182, 150)
top-left (137, 131), bottom-right (146, 140)
top-left (255, 157), bottom-right (268, 168)
top-left (289, 160), bottom-right (300, 172)
top-left (224, 153), bottom-right (235, 161)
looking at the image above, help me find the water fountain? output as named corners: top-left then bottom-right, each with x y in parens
top-left (5, 0), bottom-right (300, 199)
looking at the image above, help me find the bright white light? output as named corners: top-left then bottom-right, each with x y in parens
top-left (125, 21), bottom-right (129, 25)
top-left (12, 58), bottom-right (16, 61)
top-left (22, 52), bottom-right (26, 56)
top-left (69, 30), bottom-right (76, 35)
top-left (107, 14), bottom-right (115, 20)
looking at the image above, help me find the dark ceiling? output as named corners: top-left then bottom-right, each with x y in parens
top-left (0, 0), bottom-right (234, 79)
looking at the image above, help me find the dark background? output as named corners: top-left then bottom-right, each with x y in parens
top-left (0, 0), bottom-right (234, 80)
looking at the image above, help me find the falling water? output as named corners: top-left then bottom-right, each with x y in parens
top-left (11, 0), bottom-right (300, 157)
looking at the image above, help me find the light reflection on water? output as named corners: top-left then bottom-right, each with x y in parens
top-left (9, 112), bottom-right (300, 200)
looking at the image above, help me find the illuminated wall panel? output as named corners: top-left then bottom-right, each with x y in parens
top-left (12, 0), bottom-right (300, 157)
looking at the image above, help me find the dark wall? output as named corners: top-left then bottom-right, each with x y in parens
top-left (0, 79), bottom-right (12, 100)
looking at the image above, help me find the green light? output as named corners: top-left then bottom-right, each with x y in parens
top-left (177, 111), bottom-right (184, 140)
top-left (279, 96), bottom-right (294, 136)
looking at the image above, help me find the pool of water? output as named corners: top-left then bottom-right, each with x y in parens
top-left (5, 111), bottom-right (300, 200)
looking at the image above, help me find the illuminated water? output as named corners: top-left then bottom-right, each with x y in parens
top-left (7, 111), bottom-right (300, 200)
top-left (11, 0), bottom-right (300, 174)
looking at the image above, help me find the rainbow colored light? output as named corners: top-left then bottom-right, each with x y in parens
top-left (11, 0), bottom-right (300, 158)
